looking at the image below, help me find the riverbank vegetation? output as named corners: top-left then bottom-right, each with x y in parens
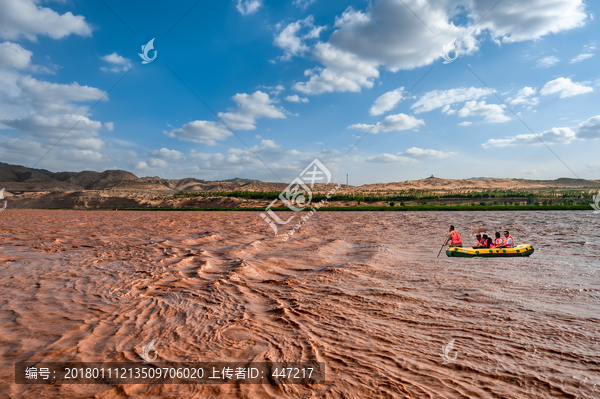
top-left (171, 188), bottom-right (595, 208)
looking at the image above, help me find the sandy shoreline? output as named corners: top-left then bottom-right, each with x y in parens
top-left (0, 210), bottom-right (598, 398)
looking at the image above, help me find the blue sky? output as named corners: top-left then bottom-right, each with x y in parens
top-left (0, 0), bottom-right (599, 184)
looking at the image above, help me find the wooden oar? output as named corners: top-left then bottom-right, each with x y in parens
top-left (437, 234), bottom-right (450, 258)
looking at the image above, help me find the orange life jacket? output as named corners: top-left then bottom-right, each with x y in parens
top-left (505, 235), bottom-right (514, 248)
top-left (494, 237), bottom-right (503, 246)
top-left (451, 230), bottom-right (462, 244)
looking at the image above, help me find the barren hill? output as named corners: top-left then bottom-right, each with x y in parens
top-left (0, 163), bottom-right (597, 209)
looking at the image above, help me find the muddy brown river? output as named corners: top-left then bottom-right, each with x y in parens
top-left (0, 210), bottom-right (598, 398)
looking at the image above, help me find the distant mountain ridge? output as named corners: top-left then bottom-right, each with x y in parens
top-left (0, 162), bottom-right (53, 175)
top-left (0, 163), bottom-right (260, 192)
top-left (0, 162), bottom-right (598, 193)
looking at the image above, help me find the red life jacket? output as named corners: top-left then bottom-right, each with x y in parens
top-left (451, 230), bottom-right (462, 244)
top-left (505, 235), bottom-right (515, 248)
top-left (494, 238), bottom-right (503, 246)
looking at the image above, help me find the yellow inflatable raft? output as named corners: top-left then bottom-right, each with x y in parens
top-left (446, 244), bottom-right (534, 258)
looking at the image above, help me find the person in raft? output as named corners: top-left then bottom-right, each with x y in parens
top-left (475, 234), bottom-right (483, 247)
top-left (497, 231), bottom-right (515, 248)
top-left (444, 225), bottom-right (463, 247)
top-left (494, 232), bottom-right (504, 247)
top-left (474, 234), bottom-right (494, 249)
top-left (473, 234), bottom-right (487, 248)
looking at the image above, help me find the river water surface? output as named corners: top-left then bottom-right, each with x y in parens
top-left (0, 210), bottom-right (598, 398)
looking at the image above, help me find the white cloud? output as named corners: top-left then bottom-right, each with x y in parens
top-left (0, 2), bottom-right (117, 169)
top-left (482, 114), bottom-right (600, 148)
top-left (274, 20), bottom-right (307, 60)
top-left (568, 41), bottom-right (596, 64)
top-left (293, 2), bottom-right (473, 95)
top-left (536, 56), bottom-right (560, 68)
top-left (0, 0), bottom-right (92, 41)
top-left (293, 0), bottom-right (317, 9)
top-left (218, 91), bottom-right (286, 130)
top-left (164, 92), bottom-right (285, 138)
top-left (135, 161), bottom-right (149, 170)
top-left (0, 118), bottom-right (106, 162)
top-left (540, 77), bottom-right (593, 98)
top-left (569, 53), bottom-right (593, 63)
top-left (151, 148), bottom-right (185, 160)
top-left (366, 147), bottom-right (453, 163)
top-left (17, 75), bottom-right (106, 113)
top-left (164, 121), bottom-right (232, 145)
top-left (102, 53), bottom-right (129, 65)
top-left (577, 115), bottom-right (600, 140)
top-left (508, 87), bottom-right (539, 107)
top-left (0, 135), bottom-right (125, 171)
top-left (403, 147), bottom-right (454, 159)
top-left (472, 0), bottom-right (587, 44)
top-left (458, 101), bottom-right (510, 123)
top-left (0, 41), bottom-right (54, 73)
top-left (69, 148), bottom-right (103, 162)
top-left (289, 0), bottom-right (588, 96)
top-left (458, 121), bottom-right (472, 126)
top-left (583, 42), bottom-right (597, 52)
top-left (135, 155), bottom-right (179, 170)
top-left (236, 0), bottom-right (262, 15)
top-left (187, 140), bottom-right (311, 176)
top-left (0, 75), bottom-right (107, 147)
top-left (3, 113), bottom-right (102, 138)
top-left (412, 87), bottom-right (489, 114)
top-left (294, 42), bottom-right (380, 94)
top-left (321, 0), bottom-right (586, 73)
top-left (100, 52), bottom-right (132, 72)
top-left (369, 87), bottom-right (404, 116)
top-left (284, 94), bottom-right (309, 103)
top-left (441, 105), bottom-right (456, 115)
top-left (328, 2), bottom-right (475, 72)
top-left (377, 113), bottom-right (425, 132)
top-left (366, 153), bottom-right (419, 163)
top-left (274, 16), bottom-right (325, 61)
top-left (229, 139), bottom-right (296, 159)
top-left (0, 41), bottom-right (33, 69)
top-left (348, 113), bottom-right (424, 133)
top-left (482, 127), bottom-right (576, 148)
top-left (259, 84), bottom-right (285, 95)
top-left (147, 158), bottom-right (168, 168)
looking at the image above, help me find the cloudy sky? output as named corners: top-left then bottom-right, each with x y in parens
top-left (0, 0), bottom-right (598, 184)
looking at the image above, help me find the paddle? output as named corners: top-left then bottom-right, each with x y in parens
top-left (437, 234), bottom-right (450, 258)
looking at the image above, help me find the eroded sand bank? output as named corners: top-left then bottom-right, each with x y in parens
top-left (0, 210), bottom-right (598, 398)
